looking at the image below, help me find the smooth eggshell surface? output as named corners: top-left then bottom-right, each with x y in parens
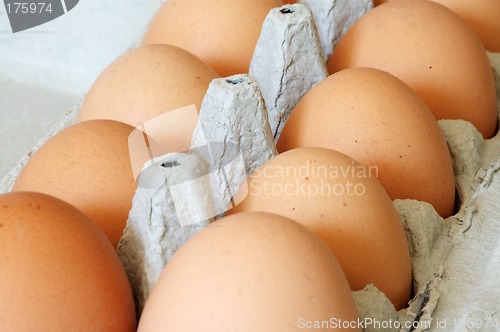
top-left (138, 212), bottom-right (361, 332)
top-left (77, 44), bottom-right (218, 152)
top-left (430, 0), bottom-right (500, 52)
top-left (12, 120), bottom-right (138, 248)
top-left (0, 192), bottom-right (136, 331)
top-left (278, 67), bottom-right (456, 218)
top-left (329, 0), bottom-right (498, 138)
top-left (374, 0), bottom-right (500, 52)
top-left (228, 148), bottom-right (412, 310)
top-left (142, 0), bottom-right (284, 77)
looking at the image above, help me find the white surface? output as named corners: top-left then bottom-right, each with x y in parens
top-left (0, 0), bottom-right (162, 178)
top-left (0, 79), bottom-right (76, 177)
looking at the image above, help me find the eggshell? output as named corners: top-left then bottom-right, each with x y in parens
top-left (373, 0), bottom-right (500, 52)
top-left (430, 0), bottom-right (500, 52)
top-left (328, 0), bottom-right (498, 138)
top-left (0, 192), bottom-right (136, 331)
top-left (77, 44), bottom-right (218, 151)
top-left (278, 67), bottom-right (456, 218)
top-left (228, 147), bottom-right (412, 310)
top-left (12, 120), bottom-right (138, 248)
top-left (142, 0), bottom-right (284, 77)
top-left (138, 212), bottom-right (361, 332)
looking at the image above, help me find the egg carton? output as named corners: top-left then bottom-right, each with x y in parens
top-left (1, 2), bottom-right (500, 331)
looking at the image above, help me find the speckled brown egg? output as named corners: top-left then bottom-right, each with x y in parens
top-left (142, 0), bottom-right (284, 77)
top-left (0, 192), bottom-right (136, 331)
top-left (138, 212), bottom-right (361, 332)
top-left (278, 67), bottom-right (456, 218)
top-left (12, 120), bottom-right (139, 248)
top-left (228, 148), bottom-right (412, 310)
top-left (329, 0), bottom-right (498, 138)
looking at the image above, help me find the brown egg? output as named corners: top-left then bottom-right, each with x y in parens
top-left (138, 212), bottom-right (361, 332)
top-left (142, 0), bottom-right (284, 77)
top-left (0, 192), bottom-right (136, 331)
top-left (77, 44), bottom-right (218, 152)
top-left (430, 0), bottom-right (500, 52)
top-left (329, 0), bottom-right (498, 139)
top-left (278, 67), bottom-right (456, 218)
top-left (373, 0), bottom-right (500, 52)
top-left (13, 120), bottom-right (138, 248)
top-left (228, 148), bottom-right (412, 310)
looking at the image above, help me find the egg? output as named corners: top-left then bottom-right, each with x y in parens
top-left (228, 148), bottom-right (412, 310)
top-left (429, 0), bottom-right (500, 52)
top-left (77, 44), bottom-right (218, 152)
top-left (142, 0), bottom-right (284, 77)
top-left (12, 120), bottom-right (139, 248)
top-left (328, 0), bottom-right (498, 139)
top-left (373, 0), bottom-right (500, 52)
top-left (0, 192), bottom-right (136, 331)
top-left (138, 212), bottom-right (361, 332)
top-left (278, 67), bottom-right (456, 218)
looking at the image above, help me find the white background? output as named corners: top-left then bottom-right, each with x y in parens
top-left (0, 0), bottom-right (162, 178)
